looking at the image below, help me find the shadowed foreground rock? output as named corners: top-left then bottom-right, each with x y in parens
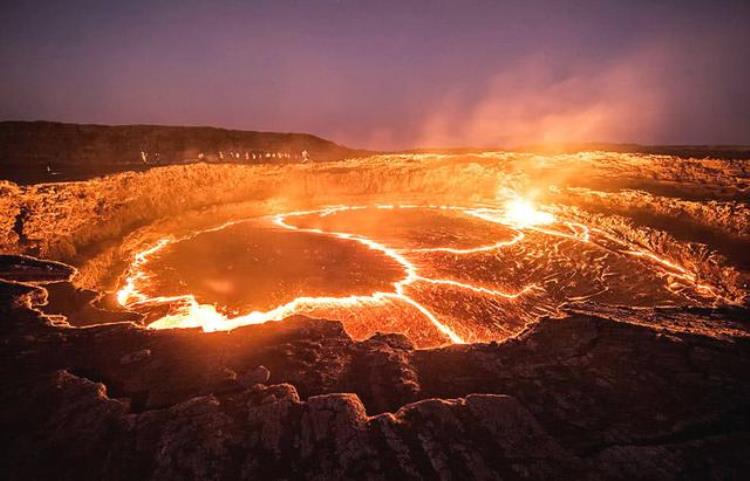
top-left (1, 256), bottom-right (749, 480)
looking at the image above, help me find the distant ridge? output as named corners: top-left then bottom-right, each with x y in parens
top-left (0, 120), bottom-right (372, 183)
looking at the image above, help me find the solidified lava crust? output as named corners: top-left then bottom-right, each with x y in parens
top-left (1, 152), bottom-right (749, 480)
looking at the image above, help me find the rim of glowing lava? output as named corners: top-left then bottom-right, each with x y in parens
top-left (115, 201), bottom-right (729, 343)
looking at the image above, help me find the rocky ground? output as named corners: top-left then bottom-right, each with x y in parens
top-left (1, 151), bottom-right (748, 479)
top-left (0, 121), bottom-right (367, 184)
top-left (1, 255), bottom-right (749, 480)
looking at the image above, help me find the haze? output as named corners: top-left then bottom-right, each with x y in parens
top-left (1, 0), bottom-right (749, 149)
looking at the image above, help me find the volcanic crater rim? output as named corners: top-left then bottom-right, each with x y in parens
top-left (106, 201), bottom-right (732, 349)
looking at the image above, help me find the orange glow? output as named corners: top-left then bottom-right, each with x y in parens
top-left (502, 198), bottom-right (555, 228)
top-left (116, 202), bottom-right (727, 345)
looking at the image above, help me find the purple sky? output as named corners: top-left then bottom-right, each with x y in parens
top-left (2, 0), bottom-right (749, 149)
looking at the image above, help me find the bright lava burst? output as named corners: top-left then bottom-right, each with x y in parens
top-left (116, 199), bottom-right (726, 346)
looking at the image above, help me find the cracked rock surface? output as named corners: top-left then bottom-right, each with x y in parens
top-left (1, 255), bottom-right (748, 480)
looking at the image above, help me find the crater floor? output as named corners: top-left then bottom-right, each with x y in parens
top-left (118, 205), bottom-right (727, 347)
top-left (1, 151), bottom-right (749, 480)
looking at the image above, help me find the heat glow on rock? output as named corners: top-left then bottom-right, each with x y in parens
top-left (116, 198), bottom-right (728, 348)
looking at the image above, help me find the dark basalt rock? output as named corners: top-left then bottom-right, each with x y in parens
top-left (1, 255), bottom-right (749, 480)
top-left (0, 253), bottom-right (75, 283)
top-left (0, 120), bottom-right (368, 184)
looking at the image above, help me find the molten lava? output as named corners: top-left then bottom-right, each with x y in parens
top-left (501, 197), bottom-right (555, 228)
top-left (116, 199), bottom-right (728, 347)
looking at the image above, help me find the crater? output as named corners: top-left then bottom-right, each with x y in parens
top-left (140, 221), bottom-right (404, 314)
top-left (114, 204), bottom-right (730, 347)
top-left (3, 149), bottom-right (749, 480)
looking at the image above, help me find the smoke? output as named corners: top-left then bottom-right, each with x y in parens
top-left (416, 49), bottom-right (673, 148)
top-left (3, 1), bottom-right (748, 150)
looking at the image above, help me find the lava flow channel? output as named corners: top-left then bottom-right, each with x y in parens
top-left (116, 201), bottom-right (727, 347)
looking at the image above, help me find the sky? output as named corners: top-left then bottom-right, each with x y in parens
top-left (1, 0), bottom-right (749, 149)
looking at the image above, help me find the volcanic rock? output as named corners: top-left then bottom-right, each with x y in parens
top-left (0, 253), bottom-right (75, 282)
top-left (1, 148), bottom-right (749, 479)
top-left (120, 349), bottom-right (152, 365)
top-left (240, 365), bottom-right (271, 386)
top-left (0, 120), bottom-right (368, 183)
top-left (1, 256), bottom-right (749, 480)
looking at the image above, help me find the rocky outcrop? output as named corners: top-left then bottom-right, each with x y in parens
top-left (1, 256), bottom-right (748, 480)
top-left (0, 120), bottom-right (367, 183)
top-left (0, 253), bottom-right (76, 282)
top-left (1, 148), bottom-right (748, 479)
top-left (1, 152), bottom-right (747, 298)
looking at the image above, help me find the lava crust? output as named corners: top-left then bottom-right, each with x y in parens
top-left (1, 152), bottom-right (749, 480)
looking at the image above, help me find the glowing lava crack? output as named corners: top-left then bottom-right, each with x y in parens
top-left (116, 201), bottom-right (727, 346)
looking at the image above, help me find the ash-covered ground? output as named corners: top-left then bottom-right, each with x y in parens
top-left (1, 151), bottom-right (749, 480)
